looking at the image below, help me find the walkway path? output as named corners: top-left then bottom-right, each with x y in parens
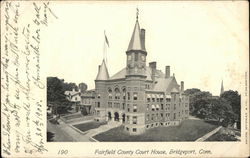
top-left (48, 119), bottom-right (121, 142)
top-left (195, 126), bottom-right (222, 142)
top-left (47, 120), bottom-right (75, 142)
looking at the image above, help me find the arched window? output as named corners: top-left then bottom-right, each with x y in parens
top-left (122, 88), bottom-right (126, 100)
top-left (108, 88), bottom-right (112, 99)
top-left (114, 88), bottom-right (120, 99)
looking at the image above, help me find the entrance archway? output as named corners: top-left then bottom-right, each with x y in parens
top-left (114, 112), bottom-right (119, 121)
top-left (108, 112), bottom-right (111, 121)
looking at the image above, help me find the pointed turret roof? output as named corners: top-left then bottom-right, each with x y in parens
top-left (96, 60), bottom-right (109, 80)
top-left (127, 20), bottom-right (143, 51)
top-left (127, 8), bottom-right (145, 51)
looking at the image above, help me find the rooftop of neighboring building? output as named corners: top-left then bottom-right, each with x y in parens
top-left (64, 88), bottom-right (80, 96)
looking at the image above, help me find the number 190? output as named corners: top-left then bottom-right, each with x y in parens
top-left (58, 149), bottom-right (68, 155)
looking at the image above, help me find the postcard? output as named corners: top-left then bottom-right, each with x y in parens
top-left (1, 0), bottom-right (249, 157)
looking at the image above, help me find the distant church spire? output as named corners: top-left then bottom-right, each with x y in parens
top-left (220, 80), bottom-right (224, 95)
top-left (136, 7), bottom-right (139, 21)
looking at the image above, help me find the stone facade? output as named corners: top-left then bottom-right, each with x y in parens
top-left (93, 15), bottom-right (189, 135)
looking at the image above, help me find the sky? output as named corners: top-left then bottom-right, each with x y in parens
top-left (42, 1), bottom-right (248, 96)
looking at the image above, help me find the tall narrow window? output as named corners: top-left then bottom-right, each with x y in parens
top-left (123, 89), bottom-right (126, 100)
top-left (151, 114), bottom-right (154, 121)
top-left (108, 89), bottom-right (112, 99)
top-left (135, 53), bottom-right (138, 61)
top-left (115, 88), bottom-right (120, 99)
top-left (132, 116), bottom-right (137, 124)
top-left (133, 104), bottom-right (137, 112)
top-left (108, 93), bottom-right (112, 99)
top-left (127, 116), bottom-right (130, 123)
top-left (127, 92), bottom-right (130, 100)
top-left (133, 92), bottom-right (138, 100)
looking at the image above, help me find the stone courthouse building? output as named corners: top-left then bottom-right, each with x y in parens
top-left (94, 12), bottom-right (189, 135)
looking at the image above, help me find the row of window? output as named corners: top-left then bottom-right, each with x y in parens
top-left (147, 97), bottom-right (189, 103)
top-left (106, 92), bottom-right (138, 100)
top-left (107, 102), bottom-right (125, 109)
top-left (146, 113), bottom-right (170, 121)
top-left (126, 127), bottom-right (137, 132)
top-left (126, 116), bottom-right (137, 124)
top-left (81, 99), bottom-right (92, 104)
top-left (96, 102), bottom-right (188, 113)
top-left (146, 122), bottom-right (171, 129)
top-left (146, 104), bottom-right (170, 111)
top-left (145, 111), bottom-right (188, 121)
top-left (98, 93), bottom-right (188, 102)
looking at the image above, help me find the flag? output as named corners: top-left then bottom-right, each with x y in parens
top-left (104, 31), bottom-right (109, 47)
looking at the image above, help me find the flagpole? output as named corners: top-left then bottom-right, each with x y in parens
top-left (104, 30), bottom-right (108, 67)
top-left (103, 35), bottom-right (105, 62)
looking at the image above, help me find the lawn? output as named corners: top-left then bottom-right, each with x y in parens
top-left (73, 121), bottom-right (107, 132)
top-left (94, 119), bottom-right (218, 142)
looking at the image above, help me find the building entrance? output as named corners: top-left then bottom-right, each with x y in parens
top-left (114, 112), bottom-right (119, 121)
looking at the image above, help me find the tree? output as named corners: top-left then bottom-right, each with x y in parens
top-left (184, 88), bottom-right (212, 116)
top-left (79, 83), bottom-right (88, 93)
top-left (47, 77), bottom-right (65, 102)
top-left (81, 106), bottom-right (88, 116)
top-left (193, 98), bottom-right (211, 119)
top-left (220, 90), bottom-right (241, 121)
top-left (47, 77), bottom-right (73, 115)
top-left (62, 82), bottom-right (78, 92)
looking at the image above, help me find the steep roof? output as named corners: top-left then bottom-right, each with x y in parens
top-left (127, 20), bottom-right (144, 51)
top-left (64, 91), bottom-right (80, 96)
top-left (109, 66), bottom-right (154, 81)
top-left (109, 66), bottom-right (180, 93)
top-left (152, 76), bottom-right (180, 93)
top-left (96, 60), bottom-right (109, 80)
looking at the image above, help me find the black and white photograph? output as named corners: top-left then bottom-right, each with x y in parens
top-left (1, 0), bottom-right (249, 157)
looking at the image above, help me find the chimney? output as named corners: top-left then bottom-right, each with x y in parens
top-left (140, 29), bottom-right (145, 50)
top-left (181, 81), bottom-right (184, 92)
top-left (98, 65), bottom-right (101, 71)
top-left (165, 66), bottom-right (170, 78)
top-left (149, 62), bottom-right (156, 81)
